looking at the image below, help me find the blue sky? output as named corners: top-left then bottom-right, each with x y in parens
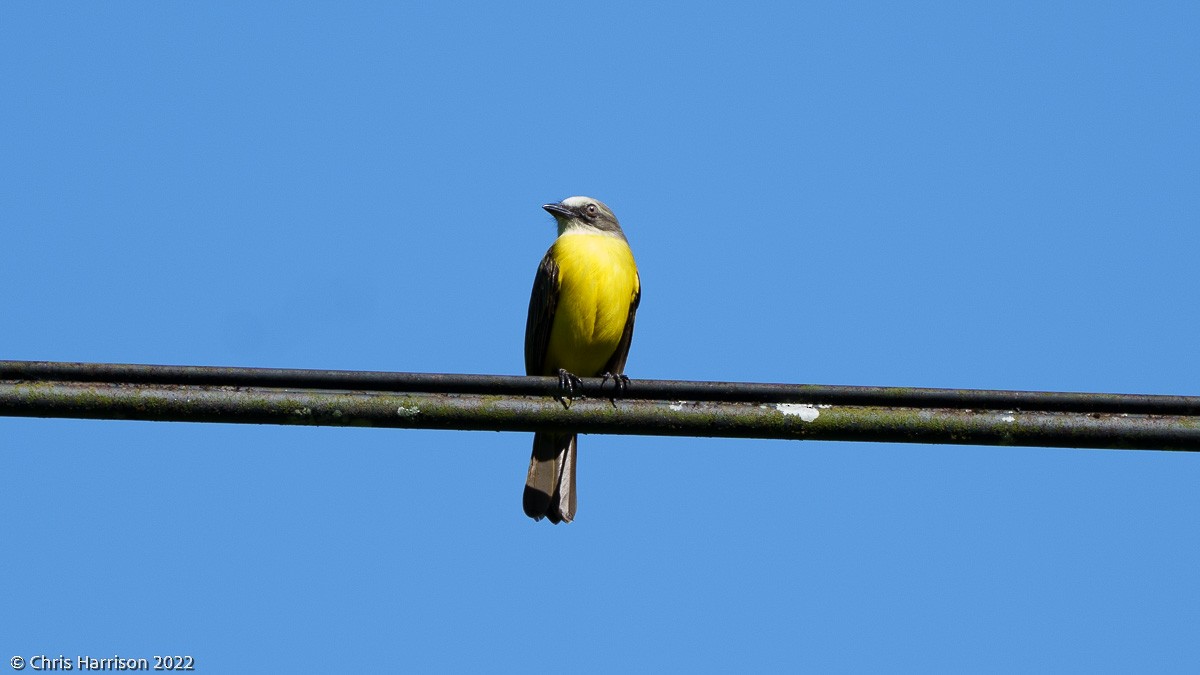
top-left (3, 2), bottom-right (1198, 671)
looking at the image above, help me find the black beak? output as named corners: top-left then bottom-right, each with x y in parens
top-left (542, 202), bottom-right (573, 218)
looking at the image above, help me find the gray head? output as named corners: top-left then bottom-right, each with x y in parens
top-left (543, 196), bottom-right (625, 238)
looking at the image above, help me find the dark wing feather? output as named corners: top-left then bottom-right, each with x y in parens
top-left (524, 251), bottom-right (559, 376)
top-left (602, 272), bottom-right (641, 375)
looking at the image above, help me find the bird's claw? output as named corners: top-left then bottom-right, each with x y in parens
top-left (557, 369), bottom-right (584, 408)
top-left (601, 372), bottom-right (631, 392)
top-left (601, 372), bottom-right (631, 407)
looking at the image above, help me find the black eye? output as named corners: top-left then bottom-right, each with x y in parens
top-left (585, 204), bottom-right (598, 217)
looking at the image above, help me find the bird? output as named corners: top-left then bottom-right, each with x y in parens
top-left (523, 196), bottom-right (641, 523)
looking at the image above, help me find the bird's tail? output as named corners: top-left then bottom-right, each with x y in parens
top-left (523, 432), bottom-right (577, 523)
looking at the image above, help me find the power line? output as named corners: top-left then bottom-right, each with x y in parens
top-left (1, 360), bottom-right (1197, 451)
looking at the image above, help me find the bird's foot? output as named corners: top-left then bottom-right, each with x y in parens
top-left (557, 368), bottom-right (585, 409)
top-left (600, 372), bottom-right (631, 407)
top-left (601, 372), bottom-right (631, 392)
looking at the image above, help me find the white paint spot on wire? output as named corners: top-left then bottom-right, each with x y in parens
top-left (777, 403), bottom-right (820, 422)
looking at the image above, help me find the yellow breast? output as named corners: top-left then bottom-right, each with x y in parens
top-left (543, 232), bottom-right (640, 377)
